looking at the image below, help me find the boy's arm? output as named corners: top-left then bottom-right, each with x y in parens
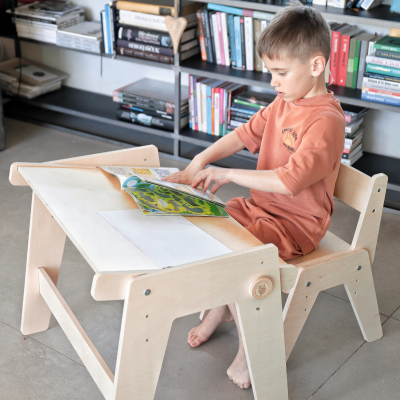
top-left (162, 130), bottom-right (245, 184)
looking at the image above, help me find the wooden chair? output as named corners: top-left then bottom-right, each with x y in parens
top-left (200, 164), bottom-right (387, 362)
top-left (282, 164), bottom-right (388, 360)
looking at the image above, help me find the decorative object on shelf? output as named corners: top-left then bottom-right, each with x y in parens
top-left (165, 15), bottom-right (187, 54)
top-left (390, 0), bottom-right (400, 14)
top-left (361, 0), bottom-right (385, 10)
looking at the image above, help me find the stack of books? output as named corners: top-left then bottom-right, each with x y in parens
top-left (361, 36), bottom-right (400, 107)
top-left (114, 78), bottom-right (189, 131)
top-left (328, 22), bottom-right (382, 88)
top-left (0, 58), bottom-right (68, 99)
top-left (196, 4), bottom-right (271, 72)
top-left (56, 21), bottom-right (102, 53)
top-left (10, 1), bottom-right (85, 44)
top-left (226, 91), bottom-right (275, 132)
top-left (341, 105), bottom-right (369, 166)
top-left (102, 0), bottom-right (200, 64)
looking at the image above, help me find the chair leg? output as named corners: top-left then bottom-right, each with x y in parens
top-left (21, 193), bottom-right (66, 335)
top-left (282, 273), bottom-right (319, 361)
top-left (344, 262), bottom-right (382, 342)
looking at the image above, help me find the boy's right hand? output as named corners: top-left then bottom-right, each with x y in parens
top-left (162, 157), bottom-right (205, 186)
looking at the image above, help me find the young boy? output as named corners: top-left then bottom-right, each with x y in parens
top-left (163, 0), bottom-right (345, 390)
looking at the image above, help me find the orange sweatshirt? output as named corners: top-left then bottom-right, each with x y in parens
top-left (233, 90), bottom-right (345, 258)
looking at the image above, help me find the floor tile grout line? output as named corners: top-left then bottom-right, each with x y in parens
top-left (322, 290), bottom-right (351, 303)
top-left (307, 341), bottom-right (367, 400)
top-left (0, 319), bottom-right (85, 368)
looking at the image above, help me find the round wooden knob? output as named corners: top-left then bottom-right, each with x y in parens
top-left (249, 276), bottom-right (273, 300)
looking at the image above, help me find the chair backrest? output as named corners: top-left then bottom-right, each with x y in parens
top-left (333, 163), bottom-right (388, 264)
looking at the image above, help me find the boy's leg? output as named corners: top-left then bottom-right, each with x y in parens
top-left (226, 303), bottom-right (251, 389)
top-left (188, 305), bottom-right (233, 347)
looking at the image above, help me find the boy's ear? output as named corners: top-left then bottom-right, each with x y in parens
top-left (311, 55), bottom-right (326, 77)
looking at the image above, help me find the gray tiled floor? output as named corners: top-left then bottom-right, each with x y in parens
top-left (1, 118), bottom-right (400, 400)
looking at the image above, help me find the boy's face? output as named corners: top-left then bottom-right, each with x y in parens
top-left (262, 54), bottom-right (324, 102)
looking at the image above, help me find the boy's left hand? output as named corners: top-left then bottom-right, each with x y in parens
top-left (192, 167), bottom-right (231, 194)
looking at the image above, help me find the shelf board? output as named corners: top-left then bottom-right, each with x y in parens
top-left (179, 127), bottom-right (258, 159)
top-left (7, 87), bottom-right (176, 140)
top-left (193, 0), bottom-right (400, 28)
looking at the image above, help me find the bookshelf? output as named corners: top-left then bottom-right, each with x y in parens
top-left (1, 0), bottom-right (400, 208)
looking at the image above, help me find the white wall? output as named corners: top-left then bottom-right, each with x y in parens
top-left (1, 2), bottom-right (400, 159)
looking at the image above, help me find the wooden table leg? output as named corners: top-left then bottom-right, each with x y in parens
top-left (112, 245), bottom-right (288, 400)
top-left (21, 192), bottom-right (66, 335)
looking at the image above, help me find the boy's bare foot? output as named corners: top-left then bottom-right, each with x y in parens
top-left (227, 345), bottom-right (251, 389)
top-left (188, 305), bottom-right (233, 347)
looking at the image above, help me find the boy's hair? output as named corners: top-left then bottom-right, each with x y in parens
top-left (257, 1), bottom-right (331, 64)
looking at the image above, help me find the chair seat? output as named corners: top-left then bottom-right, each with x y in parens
top-left (288, 231), bottom-right (350, 266)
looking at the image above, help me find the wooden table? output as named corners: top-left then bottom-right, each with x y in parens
top-left (9, 145), bottom-right (290, 400)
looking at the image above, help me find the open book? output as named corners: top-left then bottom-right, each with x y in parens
top-left (102, 166), bottom-right (228, 217)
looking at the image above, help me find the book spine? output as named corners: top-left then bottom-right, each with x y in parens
top-left (201, 10), bottom-right (214, 63)
top-left (230, 106), bottom-right (256, 115)
top-left (374, 43), bottom-right (400, 54)
top-left (375, 49), bottom-right (400, 61)
top-left (330, 30), bottom-right (341, 85)
top-left (193, 78), bottom-right (198, 130)
top-left (364, 72), bottom-right (400, 83)
top-left (356, 40), bottom-right (368, 90)
top-left (189, 74), bottom-right (192, 129)
top-left (206, 85), bottom-right (213, 134)
top-left (366, 54), bottom-right (400, 68)
top-left (212, 13), bottom-right (222, 64)
top-left (208, 11), bottom-right (217, 63)
top-left (352, 39), bottom-right (362, 89)
top-left (220, 13), bottom-right (230, 66)
top-left (240, 17), bottom-right (246, 69)
top-left (216, 12), bottom-right (225, 65)
top-left (105, 5), bottom-right (112, 54)
top-left (120, 104), bottom-right (173, 119)
top-left (227, 15), bottom-right (236, 67)
top-left (363, 77), bottom-right (400, 91)
top-left (234, 16), bottom-right (242, 70)
top-left (115, 1), bottom-right (175, 17)
top-left (214, 90), bottom-right (220, 137)
top-left (118, 26), bottom-right (171, 47)
top-left (118, 10), bottom-right (167, 31)
top-left (244, 17), bottom-right (254, 71)
top-left (116, 109), bottom-right (175, 130)
top-left (362, 86), bottom-right (400, 97)
top-left (116, 46), bottom-right (173, 63)
top-left (338, 34), bottom-right (350, 86)
top-left (260, 20), bottom-right (268, 73)
top-left (361, 91), bottom-right (400, 105)
top-left (366, 64), bottom-right (400, 77)
top-left (116, 39), bottom-right (173, 55)
top-left (196, 80), bottom-right (203, 131)
top-left (346, 36), bottom-right (357, 88)
top-left (101, 10), bottom-right (108, 53)
top-left (219, 88), bottom-right (224, 136)
top-left (201, 82), bottom-right (208, 133)
top-left (109, 2), bottom-right (117, 55)
top-left (196, 9), bottom-right (207, 61)
top-left (254, 19), bottom-right (262, 72)
top-left (211, 87), bottom-right (216, 135)
top-left (223, 87), bottom-right (228, 135)
top-left (207, 3), bottom-right (244, 16)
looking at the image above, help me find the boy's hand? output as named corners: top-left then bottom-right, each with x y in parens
top-left (192, 167), bottom-right (231, 194)
top-left (162, 158), bottom-right (205, 185)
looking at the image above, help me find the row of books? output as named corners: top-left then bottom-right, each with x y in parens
top-left (360, 36), bottom-right (400, 107)
top-left (341, 105), bottom-right (369, 166)
top-left (101, 0), bottom-right (201, 64)
top-left (312, 0), bottom-right (384, 10)
top-left (328, 22), bottom-right (383, 88)
top-left (196, 4), bottom-right (271, 72)
top-left (114, 78), bottom-right (189, 131)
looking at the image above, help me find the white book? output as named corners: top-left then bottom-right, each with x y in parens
top-left (119, 10), bottom-right (168, 31)
top-left (57, 21), bottom-right (102, 41)
top-left (211, 13), bottom-right (222, 65)
top-left (362, 77), bottom-right (400, 92)
top-left (312, 0), bottom-right (327, 4)
top-left (341, 150), bottom-right (363, 166)
top-left (220, 13), bottom-right (230, 66)
top-left (327, 0), bottom-right (347, 7)
top-left (214, 91), bottom-right (220, 136)
top-left (189, 75), bottom-right (194, 129)
top-left (366, 52), bottom-right (400, 69)
top-left (201, 82), bottom-right (208, 133)
top-left (260, 20), bottom-right (268, 73)
top-left (196, 79), bottom-right (203, 132)
top-left (361, 0), bottom-right (384, 10)
top-left (244, 17), bottom-right (254, 71)
top-left (102, 10), bottom-right (108, 55)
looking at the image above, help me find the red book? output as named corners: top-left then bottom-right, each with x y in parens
top-left (338, 35), bottom-right (350, 86)
top-left (330, 30), bottom-right (341, 85)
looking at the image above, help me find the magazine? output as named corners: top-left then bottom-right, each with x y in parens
top-left (101, 166), bottom-right (226, 207)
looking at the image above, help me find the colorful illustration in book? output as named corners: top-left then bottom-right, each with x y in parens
top-left (132, 168), bottom-right (152, 175)
top-left (123, 177), bottom-right (228, 217)
top-left (154, 168), bottom-right (172, 178)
